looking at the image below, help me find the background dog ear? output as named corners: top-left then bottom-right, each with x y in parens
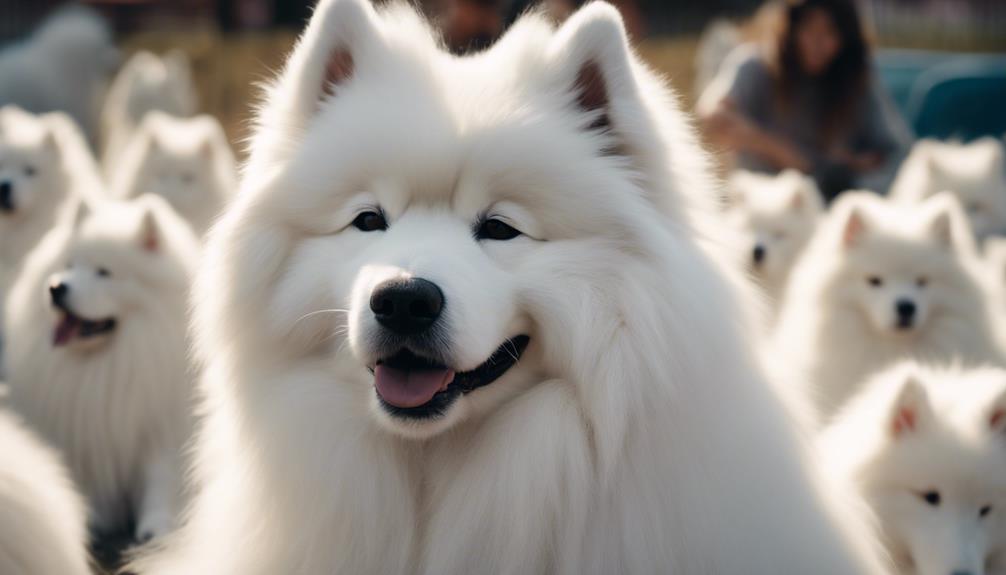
top-left (841, 206), bottom-right (867, 249)
top-left (547, 3), bottom-right (639, 153)
top-left (136, 207), bottom-right (161, 253)
top-left (888, 375), bottom-right (931, 439)
top-left (924, 191), bottom-right (974, 251)
top-left (70, 199), bottom-right (90, 230)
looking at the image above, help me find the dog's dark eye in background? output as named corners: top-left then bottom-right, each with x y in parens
top-left (867, 276), bottom-right (883, 288)
top-left (352, 210), bottom-right (388, 232)
top-left (23, 165), bottom-right (36, 177)
top-left (980, 504), bottom-right (993, 518)
top-left (919, 490), bottom-right (941, 507)
top-left (97, 268), bottom-right (111, 278)
top-left (476, 218), bottom-right (521, 241)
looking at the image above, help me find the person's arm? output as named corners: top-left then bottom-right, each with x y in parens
top-left (704, 100), bottom-right (811, 172)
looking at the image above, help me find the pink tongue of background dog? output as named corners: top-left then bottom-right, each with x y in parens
top-left (53, 315), bottom-right (80, 347)
top-left (374, 365), bottom-right (455, 408)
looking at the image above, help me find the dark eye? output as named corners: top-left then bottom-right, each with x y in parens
top-left (96, 268), bottom-right (111, 278)
top-left (867, 276), bottom-right (883, 288)
top-left (476, 218), bottom-right (521, 241)
top-left (351, 210), bottom-right (387, 232)
top-left (916, 277), bottom-right (928, 288)
top-left (980, 505), bottom-right (993, 518)
top-left (919, 491), bottom-right (941, 507)
top-left (23, 165), bottom-right (36, 177)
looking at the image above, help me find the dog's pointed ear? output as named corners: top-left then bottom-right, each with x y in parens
top-left (136, 207), bottom-right (161, 253)
top-left (70, 199), bottom-right (91, 230)
top-left (924, 191), bottom-right (971, 250)
top-left (888, 374), bottom-right (931, 439)
top-left (273, 0), bottom-right (378, 132)
top-left (547, 3), bottom-right (639, 149)
top-left (986, 389), bottom-right (1006, 435)
top-left (841, 205), bottom-right (867, 248)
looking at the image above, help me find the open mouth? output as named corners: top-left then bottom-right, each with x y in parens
top-left (373, 335), bottom-right (530, 419)
top-left (53, 310), bottom-right (117, 347)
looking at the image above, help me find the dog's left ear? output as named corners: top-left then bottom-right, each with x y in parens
top-left (987, 391), bottom-right (1006, 435)
top-left (888, 374), bottom-right (931, 439)
top-left (547, 3), bottom-right (641, 152)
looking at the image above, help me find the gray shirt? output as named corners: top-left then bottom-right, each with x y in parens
top-left (715, 45), bottom-right (911, 198)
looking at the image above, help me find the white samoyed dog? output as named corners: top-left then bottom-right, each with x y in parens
top-left (890, 138), bottom-right (1006, 241)
top-left (0, 407), bottom-right (91, 574)
top-left (0, 106), bottom-right (102, 371)
top-left (110, 111), bottom-right (236, 234)
top-left (776, 191), bottom-right (1004, 424)
top-left (101, 50), bottom-right (197, 175)
top-left (820, 362), bottom-right (1006, 575)
top-left (985, 238), bottom-right (1006, 306)
top-left (131, 2), bottom-right (887, 573)
top-left (725, 168), bottom-right (822, 312)
top-left (4, 195), bottom-right (200, 542)
top-left (0, 6), bottom-right (117, 145)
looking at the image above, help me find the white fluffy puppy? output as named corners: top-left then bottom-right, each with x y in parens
top-left (0, 407), bottom-right (91, 574)
top-left (890, 138), bottom-right (1006, 240)
top-left (101, 51), bottom-right (197, 175)
top-left (777, 191), bottom-right (1003, 423)
top-left (4, 195), bottom-right (199, 543)
top-left (0, 106), bottom-right (102, 370)
top-left (0, 6), bottom-right (117, 145)
top-left (133, 2), bottom-right (887, 573)
top-left (110, 111), bottom-right (236, 233)
top-left (821, 363), bottom-right (1006, 575)
top-left (725, 169), bottom-right (822, 311)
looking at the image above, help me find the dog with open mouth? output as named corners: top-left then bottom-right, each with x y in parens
top-left (131, 1), bottom-right (889, 573)
top-left (4, 194), bottom-right (199, 545)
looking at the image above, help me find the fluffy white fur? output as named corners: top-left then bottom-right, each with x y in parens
top-left (0, 106), bottom-right (102, 372)
top-left (0, 6), bottom-right (117, 146)
top-left (101, 50), bottom-right (197, 174)
top-left (0, 406), bottom-right (91, 574)
top-left (776, 191), bottom-right (1004, 424)
top-left (132, 2), bottom-right (887, 573)
top-left (890, 138), bottom-right (1006, 241)
top-left (821, 363), bottom-right (1006, 575)
top-left (4, 195), bottom-right (199, 542)
top-left (725, 168), bottom-right (822, 313)
top-left (110, 111), bottom-right (236, 234)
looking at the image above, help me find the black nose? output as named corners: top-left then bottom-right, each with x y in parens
top-left (49, 282), bottom-right (69, 309)
top-left (752, 244), bottom-right (766, 265)
top-left (0, 181), bottom-right (12, 212)
top-left (370, 278), bottom-right (444, 335)
top-left (895, 299), bottom-right (916, 326)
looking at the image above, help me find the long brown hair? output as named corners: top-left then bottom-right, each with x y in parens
top-left (773, 0), bottom-right (870, 146)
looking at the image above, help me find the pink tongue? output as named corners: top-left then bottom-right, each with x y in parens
top-left (374, 365), bottom-right (455, 408)
top-left (52, 315), bottom-right (80, 347)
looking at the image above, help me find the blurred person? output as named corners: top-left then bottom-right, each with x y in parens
top-left (439, 0), bottom-right (505, 54)
top-left (699, 0), bottom-right (910, 201)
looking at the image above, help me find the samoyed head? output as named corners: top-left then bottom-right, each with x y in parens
top-left (0, 107), bottom-right (66, 219)
top-left (905, 138), bottom-right (1006, 240)
top-left (116, 50), bottom-right (197, 124)
top-left (42, 195), bottom-right (197, 352)
top-left (825, 364), bottom-right (1006, 575)
top-left (823, 192), bottom-right (978, 337)
top-left (725, 169), bottom-right (821, 289)
top-left (201, 0), bottom-right (707, 439)
top-left (112, 111), bottom-right (235, 229)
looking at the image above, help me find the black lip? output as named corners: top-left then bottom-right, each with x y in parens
top-left (376, 335), bottom-right (531, 420)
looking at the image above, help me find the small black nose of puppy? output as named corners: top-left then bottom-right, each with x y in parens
top-left (49, 282), bottom-right (69, 309)
top-left (752, 244), bottom-right (766, 265)
top-left (895, 299), bottom-right (916, 327)
top-left (0, 181), bottom-right (13, 212)
top-left (370, 278), bottom-right (444, 335)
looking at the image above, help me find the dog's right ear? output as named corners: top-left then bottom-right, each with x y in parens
top-left (888, 374), bottom-right (931, 439)
top-left (272, 0), bottom-right (380, 133)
